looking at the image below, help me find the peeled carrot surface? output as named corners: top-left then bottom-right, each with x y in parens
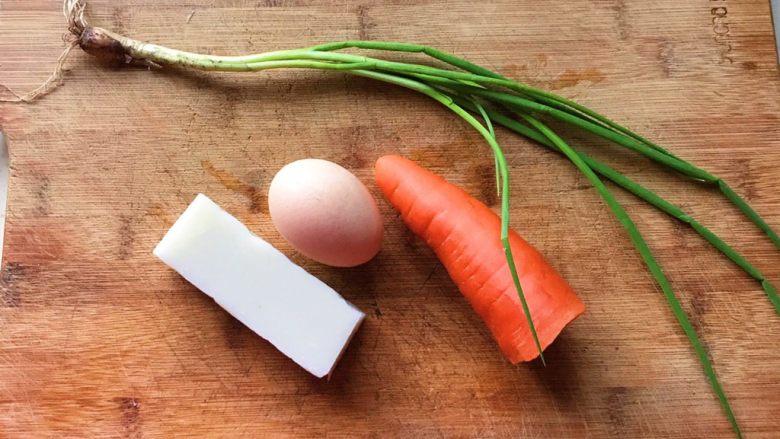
top-left (376, 155), bottom-right (585, 363)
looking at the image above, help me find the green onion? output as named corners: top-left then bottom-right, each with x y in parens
top-left (471, 98), bottom-right (502, 196)
top-left (307, 42), bottom-right (777, 249)
top-left (521, 115), bottom-right (741, 438)
top-left (448, 96), bottom-right (780, 316)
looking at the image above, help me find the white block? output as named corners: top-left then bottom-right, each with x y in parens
top-left (153, 194), bottom-right (365, 378)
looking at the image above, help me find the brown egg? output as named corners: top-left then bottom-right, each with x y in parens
top-left (268, 159), bottom-right (384, 267)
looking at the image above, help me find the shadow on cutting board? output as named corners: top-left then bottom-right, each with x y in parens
top-left (529, 332), bottom-right (585, 410)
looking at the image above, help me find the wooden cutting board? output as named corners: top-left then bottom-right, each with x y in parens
top-left (1, 1), bottom-right (779, 437)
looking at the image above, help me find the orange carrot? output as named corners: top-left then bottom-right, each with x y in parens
top-left (375, 155), bottom-right (585, 363)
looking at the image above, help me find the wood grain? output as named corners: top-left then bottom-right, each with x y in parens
top-left (1, 1), bottom-right (779, 437)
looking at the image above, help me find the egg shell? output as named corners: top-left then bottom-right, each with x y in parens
top-left (268, 159), bottom-right (384, 267)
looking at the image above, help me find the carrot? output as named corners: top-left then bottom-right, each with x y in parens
top-left (375, 155), bottom-right (585, 363)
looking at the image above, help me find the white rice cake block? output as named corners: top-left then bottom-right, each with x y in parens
top-left (153, 194), bottom-right (365, 378)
